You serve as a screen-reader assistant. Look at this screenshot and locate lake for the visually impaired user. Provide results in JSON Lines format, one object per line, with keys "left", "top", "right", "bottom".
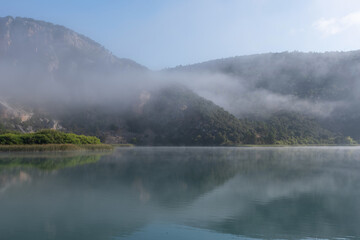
{"left": 1, "top": 147, "right": 360, "bottom": 239}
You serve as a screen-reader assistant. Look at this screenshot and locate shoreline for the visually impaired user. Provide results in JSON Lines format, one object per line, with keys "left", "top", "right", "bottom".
{"left": 0, "top": 144, "right": 114, "bottom": 152}
{"left": 121, "top": 144, "right": 360, "bottom": 148}
{"left": 235, "top": 144, "right": 360, "bottom": 147}
{"left": 0, "top": 144, "right": 359, "bottom": 152}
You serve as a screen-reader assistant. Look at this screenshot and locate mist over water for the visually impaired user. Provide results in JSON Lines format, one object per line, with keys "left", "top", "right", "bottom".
{"left": 1, "top": 147, "right": 360, "bottom": 239}
{"left": 2, "top": 3, "right": 360, "bottom": 240}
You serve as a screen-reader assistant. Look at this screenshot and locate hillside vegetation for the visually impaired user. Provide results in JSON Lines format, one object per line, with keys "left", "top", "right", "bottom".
{"left": 0, "top": 130, "right": 101, "bottom": 145}
{"left": 1, "top": 16, "right": 360, "bottom": 146}
{"left": 172, "top": 51, "right": 360, "bottom": 143}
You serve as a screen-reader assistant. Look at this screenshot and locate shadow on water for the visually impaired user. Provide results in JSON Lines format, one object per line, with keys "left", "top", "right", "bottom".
{"left": 0, "top": 147, "right": 360, "bottom": 239}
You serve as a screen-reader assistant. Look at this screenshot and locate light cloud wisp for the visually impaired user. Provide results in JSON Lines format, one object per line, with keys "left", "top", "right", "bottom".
{"left": 313, "top": 10, "right": 360, "bottom": 35}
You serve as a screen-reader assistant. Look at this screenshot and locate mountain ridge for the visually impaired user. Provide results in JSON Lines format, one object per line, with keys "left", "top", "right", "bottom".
{"left": 0, "top": 16, "right": 267, "bottom": 145}
{"left": 0, "top": 16, "right": 357, "bottom": 145}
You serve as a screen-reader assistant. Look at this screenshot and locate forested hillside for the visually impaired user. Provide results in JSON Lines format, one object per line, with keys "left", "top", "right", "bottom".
{"left": 171, "top": 51, "right": 360, "bottom": 143}
{"left": 0, "top": 16, "right": 359, "bottom": 145}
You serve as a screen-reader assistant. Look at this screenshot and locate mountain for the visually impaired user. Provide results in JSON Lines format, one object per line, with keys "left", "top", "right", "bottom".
{"left": 171, "top": 51, "right": 360, "bottom": 142}
{"left": 0, "top": 16, "right": 357, "bottom": 145}
{"left": 0, "top": 16, "right": 262, "bottom": 145}
{"left": 171, "top": 51, "right": 360, "bottom": 101}
{"left": 0, "top": 16, "right": 145, "bottom": 73}
{"left": 57, "top": 85, "right": 262, "bottom": 145}
{"left": 0, "top": 16, "right": 148, "bottom": 107}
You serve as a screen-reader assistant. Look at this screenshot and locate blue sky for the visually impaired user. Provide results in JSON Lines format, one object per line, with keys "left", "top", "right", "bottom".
{"left": 2, "top": 0, "right": 360, "bottom": 69}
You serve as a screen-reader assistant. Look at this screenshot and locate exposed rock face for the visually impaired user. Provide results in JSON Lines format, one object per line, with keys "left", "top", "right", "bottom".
{"left": 0, "top": 99, "right": 31, "bottom": 121}
{"left": 0, "top": 16, "right": 146, "bottom": 135}
{"left": 0, "top": 16, "right": 145, "bottom": 83}
{"left": 0, "top": 99, "right": 63, "bottom": 132}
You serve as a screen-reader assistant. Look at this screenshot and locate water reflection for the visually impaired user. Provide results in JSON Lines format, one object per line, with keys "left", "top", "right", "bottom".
{"left": 0, "top": 147, "right": 360, "bottom": 239}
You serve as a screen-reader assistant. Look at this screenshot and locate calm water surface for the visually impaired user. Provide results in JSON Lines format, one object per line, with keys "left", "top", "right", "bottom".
{"left": 1, "top": 147, "right": 360, "bottom": 239}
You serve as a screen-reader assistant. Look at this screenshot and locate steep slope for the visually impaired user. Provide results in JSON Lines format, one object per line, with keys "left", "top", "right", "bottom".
{"left": 172, "top": 51, "right": 360, "bottom": 101}
{"left": 0, "top": 16, "right": 353, "bottom": 145}
{"left": 0, "top": 16, "right": 145, "bottom": 73}
{"left": 57, "top": 85, "right": 259, "bottom": 145}
{"left": 126, "top": 86, "right": 256, "bottom": 145}
{"left": 0, "top": 16, "right": 258, "bottom": 145}
{"left": 0, "top": 16, "right": 146, "bottom": 105}
{"left": 171, "top": 51, "right": 360, "bottom": 141}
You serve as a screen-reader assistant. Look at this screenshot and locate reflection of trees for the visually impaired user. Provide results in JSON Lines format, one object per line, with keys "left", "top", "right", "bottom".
{"left": 0, "top": 148, "right": 243, "bottom": 240}
{"left": 1, "top": 147, "right": 360, "bottom": 239}
{"left": 0, "top": 152, "right": 104, "bottom": 170}
{"left": 206, "top": 192, "right": 360, "bottom": 239}
{"left": 67, "top": 147, "right": 243, "bottom": 207}
{"left": 179, "top": 147, "right": 360, "bottom": 239}
{"left": 0, "top": 152, "right": 105, "bottom": 197}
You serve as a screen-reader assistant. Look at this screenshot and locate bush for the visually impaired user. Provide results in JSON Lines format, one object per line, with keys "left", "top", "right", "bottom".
{"left": 0, "top": 130, "right": 101, "bottom": 145}
{"left": 0, "top": 133, "right": 23, "bottom": 145}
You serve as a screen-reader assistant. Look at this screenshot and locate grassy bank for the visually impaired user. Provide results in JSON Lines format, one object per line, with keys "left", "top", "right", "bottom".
{"left": 0, "top": 144, "right": 113, "bottom": 152}
{"left": 111, "top": 144, "right": 135, "bottom": 147}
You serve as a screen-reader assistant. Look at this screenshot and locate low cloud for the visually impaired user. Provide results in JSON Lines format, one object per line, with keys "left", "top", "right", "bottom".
{"left": 166, "top": 71, "right": 343, "bottom": 118}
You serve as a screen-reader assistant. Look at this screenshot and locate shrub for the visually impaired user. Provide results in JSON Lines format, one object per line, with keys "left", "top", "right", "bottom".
{"left": 0, "top": 130, "right": 101, "bottom": 145}
{"left": 0, "top": 133, "right": 23, "bottom": 145}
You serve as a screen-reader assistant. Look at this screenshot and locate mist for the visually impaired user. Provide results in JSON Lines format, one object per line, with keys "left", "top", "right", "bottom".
{"left": 0, "top": 56, "right": 351, "bottom": 120}
{"left": 2, "top": 16, "right": 359, "bottom": 122}
{"left": 3, "top": 16, "right": 360, "bottom": 144}
{"left": 163, "top": 71, "right": 346, "bottom": 118}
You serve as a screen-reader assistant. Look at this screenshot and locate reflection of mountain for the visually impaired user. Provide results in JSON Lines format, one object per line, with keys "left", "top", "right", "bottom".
{"left": 179, "top": 148, "right": 360, "bottom": 239}
{"left": 1, "top": 147, "right": 360, "bottom": 239}
{"left": 0, "top": 148, "right": 241, "bottom": 239}
{"left": 84, "top": 147, "right": 241, "bottom": 206}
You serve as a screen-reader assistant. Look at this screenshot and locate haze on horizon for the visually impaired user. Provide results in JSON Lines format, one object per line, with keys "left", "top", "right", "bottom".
{"left": 2, "top": 0, "right": 360, "bottom": 69}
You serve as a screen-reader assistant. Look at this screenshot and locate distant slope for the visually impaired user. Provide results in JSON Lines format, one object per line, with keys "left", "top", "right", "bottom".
{"left": 0, "top": 16, "right": 354, "bottom": 145}
{"left": 0, "top": 16, "right": 145, "bottom": 74}
{"left": 172, "top": 51, "right": 360, "bottom": 101}
{"left": 0, "top": 16, "right": 257, "bottom": 145}
{"left": 171, "top": 51, "right": 360, "bottom": 141}
{"left": 58, "top": 85, "right": 259, "bottom": 145}
{"left": 0, "top": 16, "right": 148, "bottom": 108}
{"left": 128, "top": 86, "right": 256, "bottom": 145}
